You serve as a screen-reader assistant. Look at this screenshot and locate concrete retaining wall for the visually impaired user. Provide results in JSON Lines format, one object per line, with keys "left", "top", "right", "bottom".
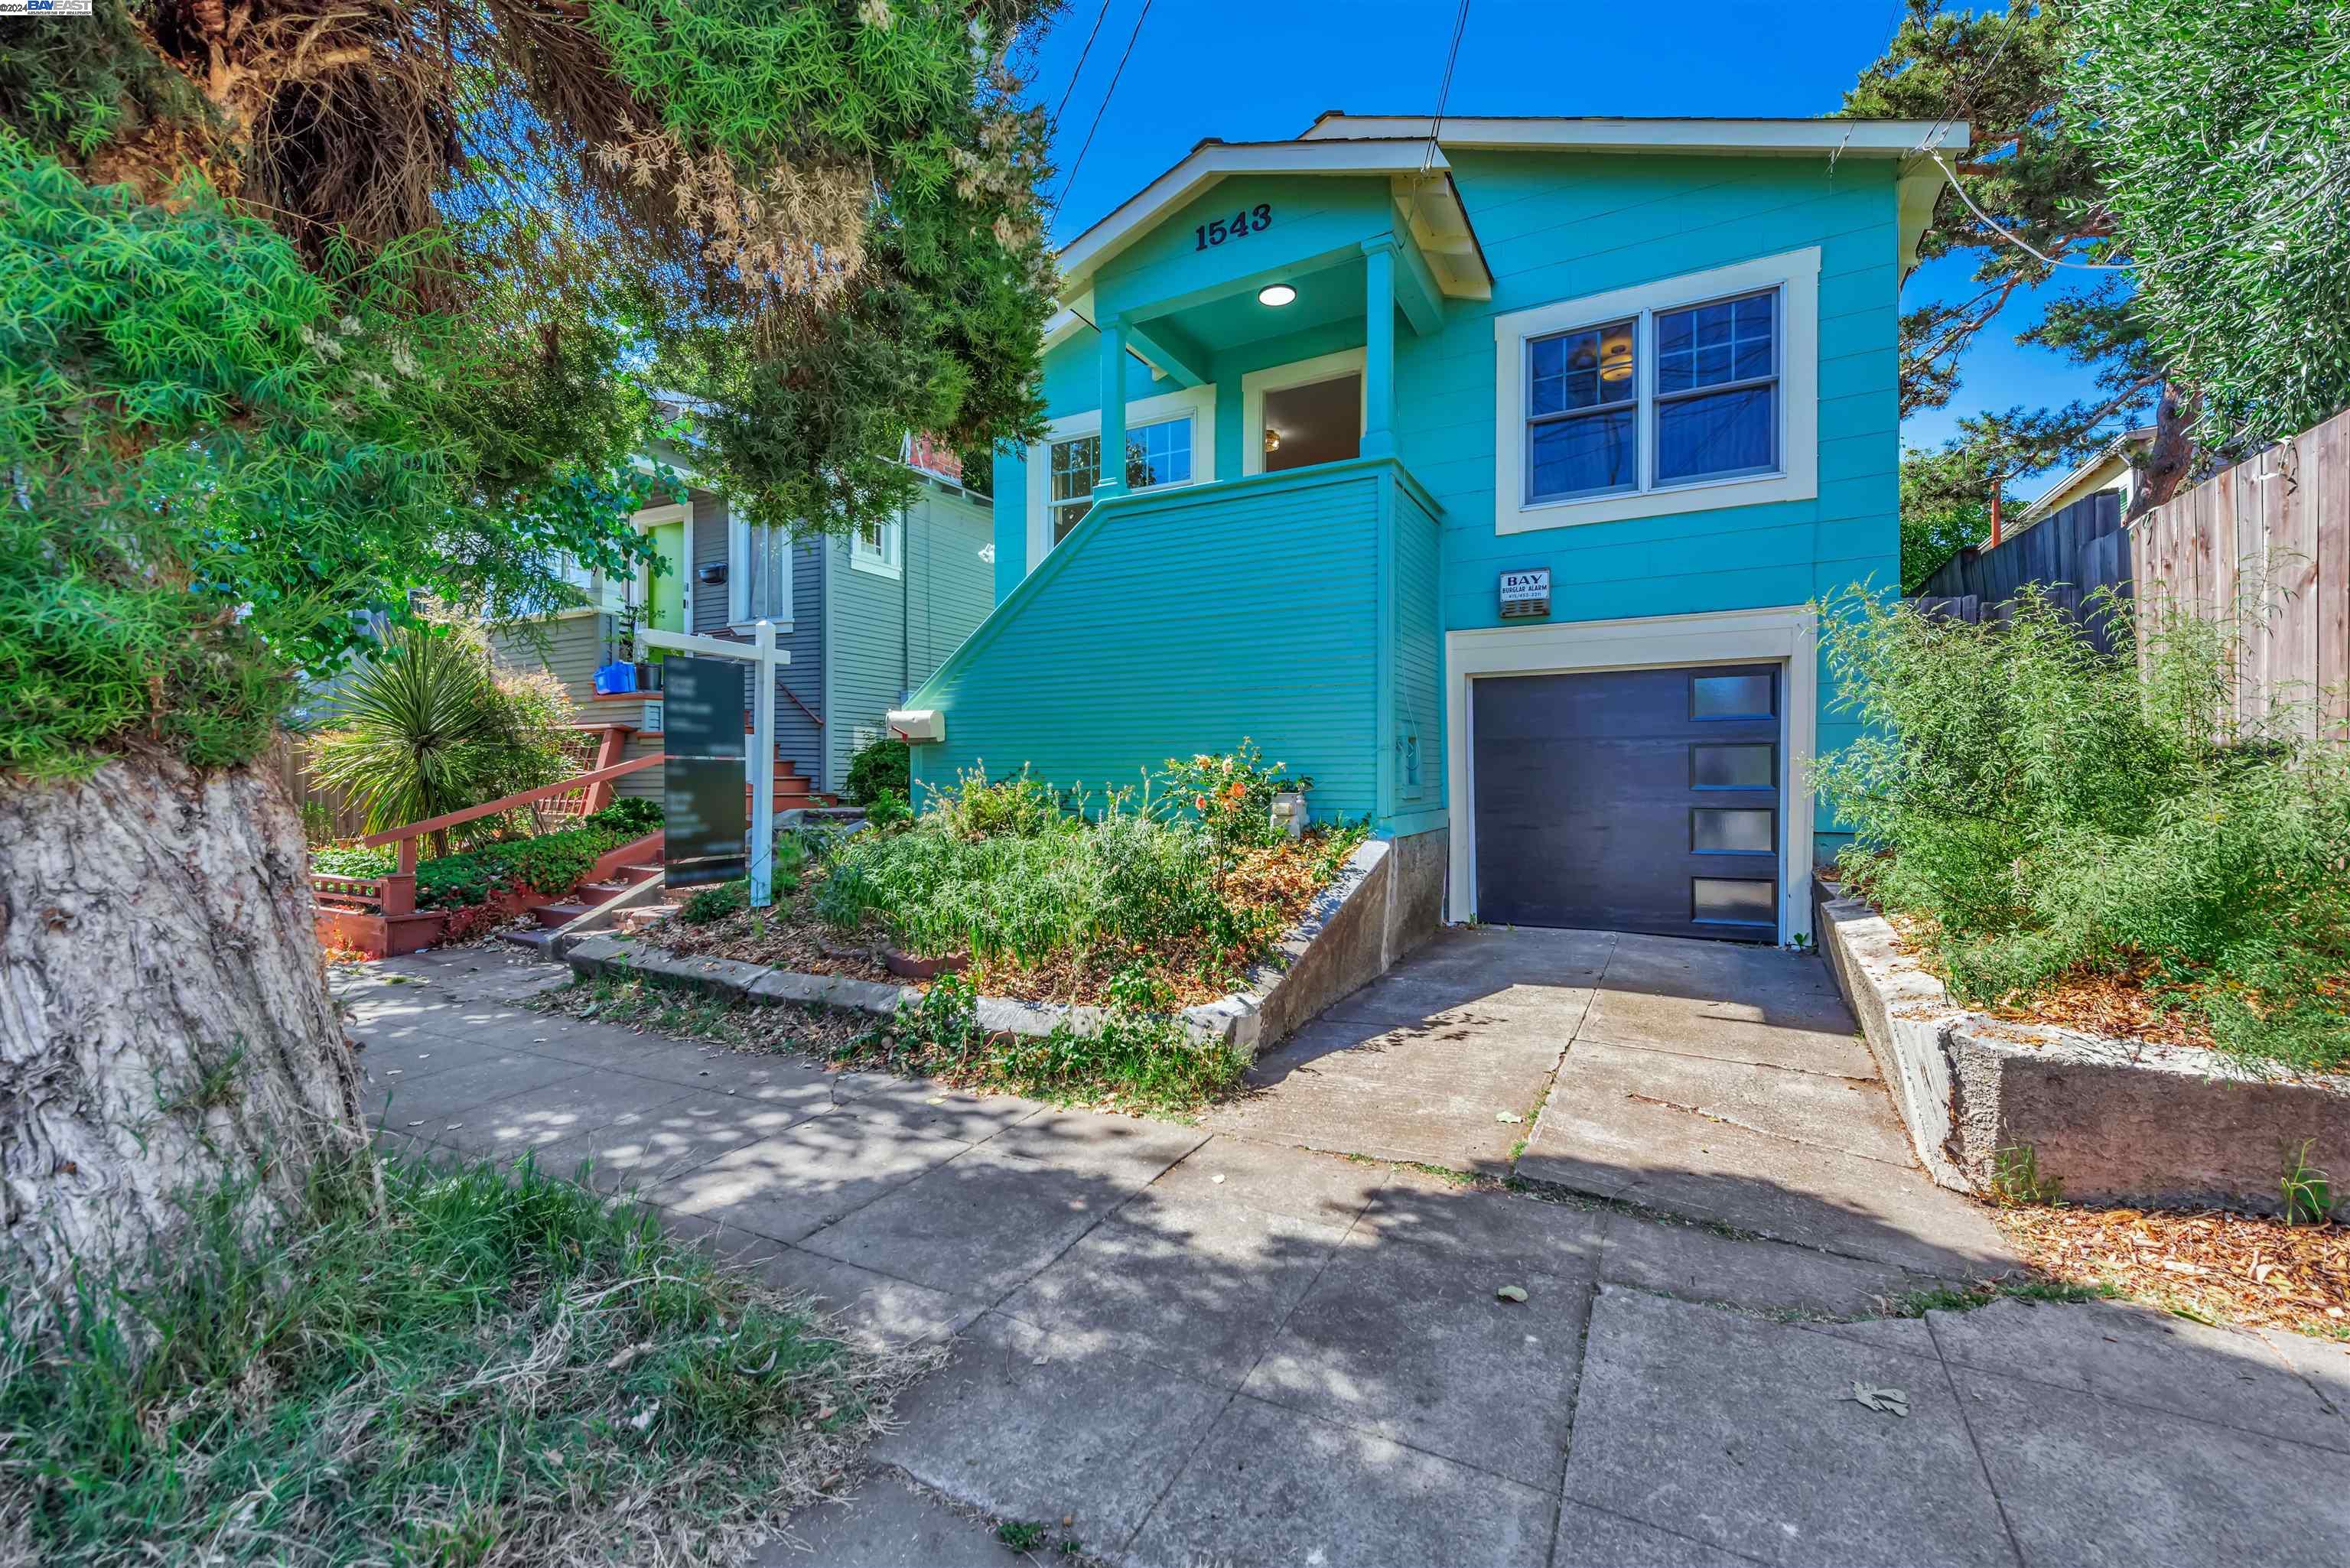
{"left": 1815, "top": 880, "right": 2350, "bottom": 1218}
{"left": 565, "top": 826, "right": 1447, "bottom": 1055}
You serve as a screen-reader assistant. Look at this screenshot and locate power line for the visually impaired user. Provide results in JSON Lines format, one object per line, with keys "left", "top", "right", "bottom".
{"left": 1051, "top": 0, "right": 1112, "bottom": 125}
{"left": 1423, "top": 0, "right": 1472, "bottom": 176}
{"left": 1051, "top": 0, "right": 1154, "bottom": 223}
{"left": 1927, "top": 155, "right": 2129, "bottom": 272}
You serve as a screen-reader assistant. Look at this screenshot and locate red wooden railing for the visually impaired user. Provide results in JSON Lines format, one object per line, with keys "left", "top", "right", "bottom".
{"left": 329, "top": 752, "right": 666, "bottom": 914}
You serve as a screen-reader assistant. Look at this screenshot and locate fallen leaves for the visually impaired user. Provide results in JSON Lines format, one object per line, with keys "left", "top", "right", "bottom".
{"left": 1996, "top": 1202, "right": 2350, "bottom": 1337}
{"left": 1847, "top": 1382, "right": 1909, "bottom": 1417}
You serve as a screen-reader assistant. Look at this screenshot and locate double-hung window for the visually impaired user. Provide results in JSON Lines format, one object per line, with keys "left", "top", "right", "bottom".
{"left": 730, "top": 516, "right": 792, "bottom": 626}
{"left": 1654, "top": 291, "right": 1778, "bottom": 485}
{"left": 1046, "top": 414, "right": 1194, "bottom": 545}
{"left": 1524, "top": 288, "right": 1779, "bottom": 504}
{"left": 1495, "top": 247, "right": 1816, "bottom": 534}
{"left": 851, "top": 514, "right": 902, "bottom": 577}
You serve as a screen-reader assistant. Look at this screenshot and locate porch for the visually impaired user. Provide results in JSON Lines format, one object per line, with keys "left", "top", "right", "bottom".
{"left": 903, "top": 147, "right": 1486, "bottom": 831}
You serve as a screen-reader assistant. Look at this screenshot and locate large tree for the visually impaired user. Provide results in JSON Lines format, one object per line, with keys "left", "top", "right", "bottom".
{"left": 0, "top": 0, "right": 1054, "bottom": 1308}
{"left": 2065, "top": 0, "right": 2350, "bottom": 454}
{"left": 1844, "top": 2, "right": 2171, "bottom": 585}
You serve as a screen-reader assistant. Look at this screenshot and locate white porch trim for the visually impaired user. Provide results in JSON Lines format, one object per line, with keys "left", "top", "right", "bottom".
{"left": 1443, "top": 604, "right": 1820, "bottom": 945}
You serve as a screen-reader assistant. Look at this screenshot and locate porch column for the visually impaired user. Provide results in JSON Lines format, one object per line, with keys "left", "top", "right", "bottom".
{"left": 1362, "top": 241, "right": 1397, "bottom": 459}
{"left": 1095, "top": 314, "right": 1129, "bottom": 497}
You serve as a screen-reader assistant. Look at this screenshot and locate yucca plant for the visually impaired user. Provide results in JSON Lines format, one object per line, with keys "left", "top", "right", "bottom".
{"left": 308, "top": 626, "right": 574, "bottom": 851}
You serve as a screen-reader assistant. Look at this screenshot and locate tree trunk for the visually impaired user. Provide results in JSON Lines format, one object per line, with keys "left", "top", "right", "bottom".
{"left": 2126, "top": 381, "right": 2200, "bottom": 522}
{"left": 1, "top": 753, "right": 372, "bottom": 1309}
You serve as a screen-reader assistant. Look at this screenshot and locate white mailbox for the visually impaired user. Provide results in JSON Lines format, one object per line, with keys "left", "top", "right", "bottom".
{"left": 887, "top": 708, "right": 946, "bottom": 744}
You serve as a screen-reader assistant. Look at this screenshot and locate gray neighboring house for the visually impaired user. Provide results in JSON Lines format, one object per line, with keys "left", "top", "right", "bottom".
{"left": 488, "top": 449, "right": 994, "bottom": 808}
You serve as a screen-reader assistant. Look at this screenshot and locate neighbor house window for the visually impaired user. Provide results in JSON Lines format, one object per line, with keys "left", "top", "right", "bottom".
{"left": 851, "top": 513, "right": 902, "bottom": 577}
{"left": 1525, "top": 288, "right": 1777, "bottom": 504}
{"left": 730, "top": 519, "right": 792, "bottom": 625}
{"left": 1047, "top": 414, "right": 1194, "bottom": 544}
{"left": 1492, "top": 247, "right": 1817, "bottom": 535}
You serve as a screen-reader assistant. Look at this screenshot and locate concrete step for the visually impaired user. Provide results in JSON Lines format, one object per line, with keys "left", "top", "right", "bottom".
{"left": 532, "top": 901, "right": 594, "bottom": 928}
{"left": 499, "top": 926, "right": 556, "bottom": 952}
{"left": 615, "top": 863, "right": 663, "bottom": 884}
{"left": 614, "top": 903, "right": 685, "bottom": 934}
{"left": 577, "top": 880, "right": 632, "bottom": 901}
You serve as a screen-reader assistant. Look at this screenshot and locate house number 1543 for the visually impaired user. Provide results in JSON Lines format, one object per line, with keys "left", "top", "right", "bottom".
{"left": 1195, "top": 204, "right": 1273, "bottom": 249}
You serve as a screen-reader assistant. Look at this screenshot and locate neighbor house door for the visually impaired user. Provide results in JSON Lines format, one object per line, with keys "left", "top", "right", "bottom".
{"left": 643, "top": 518, "right": 687, "bottom": 645}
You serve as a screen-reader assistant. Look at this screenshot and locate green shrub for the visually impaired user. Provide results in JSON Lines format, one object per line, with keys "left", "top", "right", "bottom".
{"left": 843, "top": 736, "right": 910, "bottom": 805}
{"left": 1812, "top": 585, "right": 2350, "bottom": 1072}
{"left": 306, "top": 623, "right": 578, "bottom": 842}
{"left": 862, "top": 787, "right": 913, "bottom": 830}
{"left": 848, "top": 969, "right": 1249, "bottom": 1111}
{"left": 1160, "top": 738, "right": 1309, "bottom": 864}
{"left": 305, "top": 802, "right": 663, "bottom": 909}
{"left": 681, "top": 880, "right": 750, "bottom": 925}
{"left": 588, "top": 797, "right": 665, "bottom": 836}
{"left": 814, "top": 756, "right": 1326, "bottom": 989}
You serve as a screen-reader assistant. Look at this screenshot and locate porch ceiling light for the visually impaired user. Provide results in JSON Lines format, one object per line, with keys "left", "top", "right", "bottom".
{"left": 1258, "top": 283, "right": 1297, "bottom": 307}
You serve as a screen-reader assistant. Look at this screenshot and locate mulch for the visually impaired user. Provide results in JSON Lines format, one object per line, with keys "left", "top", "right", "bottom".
{"left": 1997, "top": 1202, "right": 2350, "bottom": 1338}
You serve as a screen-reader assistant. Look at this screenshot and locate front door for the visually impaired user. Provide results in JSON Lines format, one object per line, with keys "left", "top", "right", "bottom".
{"left": 1261, "top": 371, "right": 1362, "bottom": 473}
{"left": 642, "top": 519, "right": 687, "bottom": 651}
{"left": 1471, "top": 663, "right": 1783, "bottom": 941}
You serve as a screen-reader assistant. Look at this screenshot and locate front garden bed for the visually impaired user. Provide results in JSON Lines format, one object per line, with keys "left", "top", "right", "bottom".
{"left": 1819, "top": 877, "right": 2350, "bottom": 1218}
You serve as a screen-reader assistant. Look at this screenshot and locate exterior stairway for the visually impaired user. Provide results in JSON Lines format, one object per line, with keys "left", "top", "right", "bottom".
{"left": 498, "top": 753, "right": 822, "bottom": 954}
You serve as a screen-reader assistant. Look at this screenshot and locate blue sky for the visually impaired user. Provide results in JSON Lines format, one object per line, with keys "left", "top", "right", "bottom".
{"left": 1017, "top": 0, "right": 2093, "bottom": 475}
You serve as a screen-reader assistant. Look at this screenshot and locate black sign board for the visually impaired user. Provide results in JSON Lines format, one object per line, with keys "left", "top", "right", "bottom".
{"left": 662, "top": 656, "right": 747, "bottom": 885}
{"left": 661, "top": 656, "right": 746, "bottom": 760}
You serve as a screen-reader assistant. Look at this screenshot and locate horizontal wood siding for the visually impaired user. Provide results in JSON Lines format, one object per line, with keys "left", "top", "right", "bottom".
{"left": 822, "top": 482, "right": 995, "bottom": 792}
{"left": 1390, "top": 476, "right": 1444, "bottom": 816}
{"left": 982, "top": 149, "right": 1904, "bottom": 848}
{"left": 916, "top": 467, "right": 1385, "bottom": 818}
{"left": 688, "top": 490, "right": 825, "bottom": 786}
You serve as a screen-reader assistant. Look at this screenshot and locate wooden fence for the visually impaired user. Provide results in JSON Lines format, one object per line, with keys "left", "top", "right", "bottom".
{"left": 1910, "top": 489, "right": 2134, "bottom": 653}
{"left": 2130, "top": 406, "right": 2350, "bottom": 740}
{"left": 268, "top": 732, "right": 370, "bottom": 843}
{"left": 1908, "top": 407, "right": 2350, "bottom": 737}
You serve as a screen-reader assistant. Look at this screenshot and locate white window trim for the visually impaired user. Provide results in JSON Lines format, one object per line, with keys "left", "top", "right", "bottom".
{"left": 850, "top": 512, "right": 903, "bottom": 580}
{"left": 727, "top": 509, "right": 796, "bottom": 633}
{"left": 1444, "top": 605, "right": 1818, "bottom": 944}
{"left": 1492, "top": 246, "right": 1819, "bottom": 535}
{"left": 1024, "top": 384, "right": 1216, "bottom": 573}
{"left": 1240, "top": 347, "right": 1369, "bottom": 477}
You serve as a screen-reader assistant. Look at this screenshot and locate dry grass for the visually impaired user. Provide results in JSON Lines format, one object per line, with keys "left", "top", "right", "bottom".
{"left": 1, "top": 1152, "right": 939, "bottom": 1566}
{"left": 1994, "top": 1202, "right": 2350, "bottom": 1339}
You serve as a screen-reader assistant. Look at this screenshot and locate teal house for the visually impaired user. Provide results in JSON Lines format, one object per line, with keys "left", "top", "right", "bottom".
{"left": 894, "top": 114, "right": 1961, "bottom": 946}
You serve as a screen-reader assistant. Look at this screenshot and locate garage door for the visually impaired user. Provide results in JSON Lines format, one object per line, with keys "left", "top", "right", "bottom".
{"left": 1472, "top": 663, "right": 1782, "bottom": 941}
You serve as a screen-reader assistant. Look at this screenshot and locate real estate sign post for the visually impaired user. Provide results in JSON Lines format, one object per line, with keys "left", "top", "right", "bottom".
{"left": 642, "top": 621, "right": 787, "bottom": 906}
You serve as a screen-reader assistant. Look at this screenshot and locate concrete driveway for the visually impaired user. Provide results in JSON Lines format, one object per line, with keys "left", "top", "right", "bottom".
{"left": 1209, "top": 923, "right": 2010, "bottom": 1275}
{"left": 342, "top": 944, "right": 2350, "bottom": 1568}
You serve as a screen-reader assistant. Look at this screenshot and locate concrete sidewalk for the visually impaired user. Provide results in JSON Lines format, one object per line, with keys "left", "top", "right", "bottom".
{"left": 340, "top": 948, "right": 2350, "bottom": 1568}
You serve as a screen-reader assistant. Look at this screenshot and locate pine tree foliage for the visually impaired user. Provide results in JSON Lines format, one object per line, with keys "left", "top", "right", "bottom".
{"left": 0, "top": 0, "right": 1059, "bottom": 775}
